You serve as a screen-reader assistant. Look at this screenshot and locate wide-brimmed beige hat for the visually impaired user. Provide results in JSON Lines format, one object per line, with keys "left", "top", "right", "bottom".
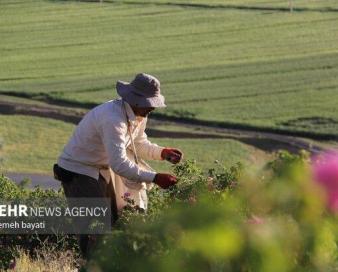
{"left": 116, "top": 73, "right": 166, "bottom": 108}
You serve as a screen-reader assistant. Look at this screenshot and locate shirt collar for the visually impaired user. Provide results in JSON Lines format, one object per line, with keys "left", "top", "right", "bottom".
{"left": 123, "top": 100, "right": 137, "bottom": 123}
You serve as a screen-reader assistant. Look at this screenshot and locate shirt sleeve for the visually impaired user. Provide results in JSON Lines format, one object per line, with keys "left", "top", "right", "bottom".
{"left": 98, "top": 118, "right": 156, "bottom": 183}
{"left": 134, "top": 119, "right": 164, "bottom": 161}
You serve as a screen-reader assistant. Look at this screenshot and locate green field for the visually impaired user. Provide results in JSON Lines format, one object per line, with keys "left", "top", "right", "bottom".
{"left": 1, "top": 0, "right": 338, "bottom": 137}
{"left": 0, "top": 115, "right": 256, "bottom": 174}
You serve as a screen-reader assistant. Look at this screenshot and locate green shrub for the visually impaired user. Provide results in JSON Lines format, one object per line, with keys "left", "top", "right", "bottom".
{"left": 91, "top": 153, "right": 338, "bottom": 272}
{"left": 0, "top": 175, "right": 78, "bottom": 270}
{"left": 1, "top": 152, "right": 338, "bottom": 271}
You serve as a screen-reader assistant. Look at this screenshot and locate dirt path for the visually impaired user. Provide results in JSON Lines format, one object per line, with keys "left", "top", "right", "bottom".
{"left": 4, "top": 172, "right": 61, "bottom": 190}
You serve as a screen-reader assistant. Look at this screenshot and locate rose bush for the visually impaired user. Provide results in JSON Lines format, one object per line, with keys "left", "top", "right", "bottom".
{"left": 1, "top": 150, "right": 338, "bottom": 271}
{"left": 92, "top": 153, "right": 338, "bottom": 272}
{"left": 0, "top": 175, "right": 78, "bottom": 270}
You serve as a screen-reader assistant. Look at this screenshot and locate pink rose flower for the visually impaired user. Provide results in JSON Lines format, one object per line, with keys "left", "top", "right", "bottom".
{"left": 328, "top": 191, "right": 338, "bottom": 212}
{"left": 247, "top": 214, "right": 265, "bottom": 225}
{"left": 312, "top": 150, "right": 338, "bottom": 213}
{"left": 123, "top": 192, "right": 131, "bottom": 198}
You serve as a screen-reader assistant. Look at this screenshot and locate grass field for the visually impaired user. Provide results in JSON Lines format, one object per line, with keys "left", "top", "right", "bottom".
{"left": 1, "top": 0, "right": 338, "bottom": 137}
{"left": 0, "top": 115, "right": 255, "bottom": 174}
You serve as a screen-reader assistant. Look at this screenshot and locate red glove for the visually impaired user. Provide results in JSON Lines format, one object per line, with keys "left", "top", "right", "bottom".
{"left": 161, "top": 148, "right": 183, "bottom": 164}
{"left": 153, "top": 173, "right": 177, "bottom": 189}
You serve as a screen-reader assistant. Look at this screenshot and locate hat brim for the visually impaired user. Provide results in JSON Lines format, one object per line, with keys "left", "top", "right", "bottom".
{"left": 116, "top": 80, "right": 166, "bottom": 108}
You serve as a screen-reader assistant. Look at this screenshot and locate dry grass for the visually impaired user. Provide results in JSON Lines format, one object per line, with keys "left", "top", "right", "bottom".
{"left": 6, "top": 248, "right": 80, "bottom": 272}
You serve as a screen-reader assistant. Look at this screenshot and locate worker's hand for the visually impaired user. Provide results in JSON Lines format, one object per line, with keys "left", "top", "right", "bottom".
{"left": 153, "top": 173, "right": 177, "bottom": 189}
{"left": 161, "top": 148, "right": 183, "bottom": 164}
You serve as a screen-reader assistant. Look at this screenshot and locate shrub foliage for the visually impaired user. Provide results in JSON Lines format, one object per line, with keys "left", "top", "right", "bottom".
{"left": 1, "top": 151, "right": 337, "bottom": 271}
{"left": 0, "top": 176, "right": 78, "bottom": 270}
{"left": 92, "top": 153, "right": 338, "bottom": 272}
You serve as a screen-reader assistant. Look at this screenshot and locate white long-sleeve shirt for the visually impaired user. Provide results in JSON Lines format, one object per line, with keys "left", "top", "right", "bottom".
{"left": 57, "top": 99, "right": 164, "bottom": 183}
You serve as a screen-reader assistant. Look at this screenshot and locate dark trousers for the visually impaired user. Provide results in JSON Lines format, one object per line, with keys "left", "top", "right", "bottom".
{"left": 53, "top": 164, "right": 118, "bottom": 258}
